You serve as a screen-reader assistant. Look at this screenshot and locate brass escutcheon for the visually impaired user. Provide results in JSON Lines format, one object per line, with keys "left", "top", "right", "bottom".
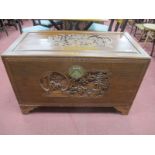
{"left": 68, "top": 65, "right": 86, "bottom": 79}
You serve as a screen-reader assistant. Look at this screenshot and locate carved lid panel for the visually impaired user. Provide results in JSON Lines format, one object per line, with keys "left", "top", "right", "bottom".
{"left": 3, "top": 31, "right": 150, "bottom": 59}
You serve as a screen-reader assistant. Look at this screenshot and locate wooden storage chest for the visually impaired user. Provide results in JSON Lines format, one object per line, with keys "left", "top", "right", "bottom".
{"left": 1, "top": 31, "right": 150, "bottom": 114}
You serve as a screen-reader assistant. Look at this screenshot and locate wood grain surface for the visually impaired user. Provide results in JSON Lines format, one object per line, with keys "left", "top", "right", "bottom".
{"left": 1, "top": 31, "right": 151, "bottom": 114}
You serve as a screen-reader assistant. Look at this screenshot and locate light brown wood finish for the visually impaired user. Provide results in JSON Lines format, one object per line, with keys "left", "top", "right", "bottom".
{"left": 1, "top": 31, "right": 150, "bottom": 114}
{"left": 20, "top": 105, "right": 38, "bottom": 114}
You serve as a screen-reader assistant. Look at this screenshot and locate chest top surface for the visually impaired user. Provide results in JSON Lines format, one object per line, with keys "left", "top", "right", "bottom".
{"left": 2, "top": 31, "right": 150, "bottom": 59}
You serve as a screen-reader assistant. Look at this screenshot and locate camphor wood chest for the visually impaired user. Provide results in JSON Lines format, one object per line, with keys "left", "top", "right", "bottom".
{"left": 1, "top": 31, "right": 150, "bottom": 114}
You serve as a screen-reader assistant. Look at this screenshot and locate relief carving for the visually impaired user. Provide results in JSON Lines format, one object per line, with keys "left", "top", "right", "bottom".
{"left": 48, "top": 34, "right": 113, "bottom": 49}
{"left": 40, "top": 69, "right": 110, "bottom": 97}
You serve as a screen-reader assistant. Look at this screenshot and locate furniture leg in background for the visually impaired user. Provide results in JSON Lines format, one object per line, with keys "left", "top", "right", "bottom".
{"left": 0, "top": 20, "right": 8, "bottom": 36}
{"left": 143, "top": 24, "right": 155, "bottom": 56}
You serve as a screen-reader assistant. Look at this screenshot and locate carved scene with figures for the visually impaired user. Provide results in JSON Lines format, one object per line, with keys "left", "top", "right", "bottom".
{"left": 40, "top": 69, "right": 110, "bottom": 97}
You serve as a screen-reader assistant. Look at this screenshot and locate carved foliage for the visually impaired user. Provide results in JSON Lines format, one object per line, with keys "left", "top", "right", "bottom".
{"left": 40, "top": 70, "right": 110, "bottom": 97}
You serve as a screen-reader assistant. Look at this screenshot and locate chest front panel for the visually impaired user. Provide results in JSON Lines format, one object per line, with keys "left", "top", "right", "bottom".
{"left": 4, "top": 57, "right": 147, "bottom": 107}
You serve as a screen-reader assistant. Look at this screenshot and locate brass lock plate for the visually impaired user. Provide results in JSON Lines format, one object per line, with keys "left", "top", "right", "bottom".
{"left": 68, "top": 65, "right": 86, "bottom": 79}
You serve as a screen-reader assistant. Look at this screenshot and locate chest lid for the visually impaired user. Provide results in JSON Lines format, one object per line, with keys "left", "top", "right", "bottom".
{"left": 2, "top": 31, "right": 150, "bottom": 59}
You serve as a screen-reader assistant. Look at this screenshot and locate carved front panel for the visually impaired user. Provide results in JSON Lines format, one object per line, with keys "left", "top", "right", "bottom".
{"left": 5, "top": 57, "right": 148, "bottom": 107}
{"left": 40, "top": 67, "right": 110, "bottom": 97}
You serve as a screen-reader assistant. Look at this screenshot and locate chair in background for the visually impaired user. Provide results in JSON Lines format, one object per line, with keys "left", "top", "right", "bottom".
{"left": 61, "top": 20, "right": 96, "bottom": 30}
{"left": 33, "top": 20, "right": 63, "bottom": 30}
{"left": 88, "top": 19, "right": 114, "bottom": 32}
{"left": 114, "top": 19, "right": 128, "bottom": 32}
{"left": 143, "top": 23, "right": 155, "bottom": 56}
{"left": 50, "top": 20, "right": 63, "bottom": 30}
{"left": 131, "top": 19, "right": 155, "bottom": 41}
{"left": 127, "top": 19, "right": 135, "bottom": 33}
{"left": 88, "top": 19, "right": 128, "bottom": 32}
{"left": 0, "top": 20, "right": 8, "bottom": 36}
{"left": 17, "top": 20, "right": 51, "bottom": 33}
{"left": 132, "top": 19, "right": 152, "bottom": 41}
{"left": 32, "top": 20, "right": 52, "bottom": 27}
{"left": 5, "top": 19, "right": 19, "bottom": 30}
{"left": 129, "top": 19, "right": 144, "bottom": 34}
{"left": 145, "top": 32, "right": 155, "bottom": 56}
